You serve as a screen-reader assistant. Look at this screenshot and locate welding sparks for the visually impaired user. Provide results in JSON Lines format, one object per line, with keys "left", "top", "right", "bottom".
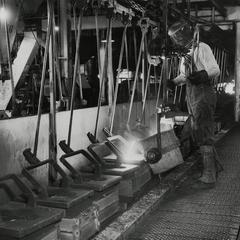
{"left": 121, "top": 140, "right": 145, "bottom": 164}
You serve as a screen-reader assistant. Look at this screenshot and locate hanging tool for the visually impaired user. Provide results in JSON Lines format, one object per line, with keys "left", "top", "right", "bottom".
{"left": 48, "top": 0, "right": 58, "bottom": 181}
{"left": 33, "top": 0, "right": 53, "bottom": 156}
{"left": 73, "top": 3, "right": 87, "bottom": 106}
{"left": 88, "top": 6, "right": 114, "bottom": 143}
{"left": 126, "top": 18, "right": 149, "bottom": 130}
{"left": 67, "top": 2, "right": 87, "bottom": 147}
{"left": 92, "top": 0, "right": 102, "bottom": 83}
{"left": 2, "top": 0, "right": 16, "bottom": 116}
{"left": 107, "top": 17, "right": 130, "bottom": 136}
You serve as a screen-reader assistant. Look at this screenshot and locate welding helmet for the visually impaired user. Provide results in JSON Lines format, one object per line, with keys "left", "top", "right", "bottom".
{"left": 168, "top": 20, "right": 193, "bottom": 47}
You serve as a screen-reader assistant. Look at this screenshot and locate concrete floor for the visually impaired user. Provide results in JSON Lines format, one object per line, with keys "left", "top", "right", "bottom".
{"left": 129, "top": 125, "right": 240, "bottom": 240}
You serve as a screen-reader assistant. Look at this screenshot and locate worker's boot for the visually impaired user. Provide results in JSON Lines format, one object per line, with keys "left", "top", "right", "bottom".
{"left": 191, "top": 145, "right": 216, "bottom": 189}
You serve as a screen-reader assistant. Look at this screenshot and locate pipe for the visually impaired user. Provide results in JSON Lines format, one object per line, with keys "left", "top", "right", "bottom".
{"left": 94, "top": 16, "right": 112, "bottom": 138}
{"left": 33, "top": 1, "right": 53, "bottom": 156}
{"left": 3, "top": 0, "right": 16, "bottom": 115}
{"left": 126, "top": 30, "right": 146, "bottom": 127}
{"left": 67, "top": 8, "right": 83, "bottom": 146}
{"left": 110, "top": 24, "right": 128, "bottom": 134}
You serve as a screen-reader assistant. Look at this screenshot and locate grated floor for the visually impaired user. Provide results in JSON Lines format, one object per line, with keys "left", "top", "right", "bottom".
{"left": 129, "top": 125, "right": 240, "bottom": 240}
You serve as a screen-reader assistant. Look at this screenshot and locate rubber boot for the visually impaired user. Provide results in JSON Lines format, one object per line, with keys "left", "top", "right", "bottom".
{"left": 191, "top": 145, "right": 216, "bottom": 189}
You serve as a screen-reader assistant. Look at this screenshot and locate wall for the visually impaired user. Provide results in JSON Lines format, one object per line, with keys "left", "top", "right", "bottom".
{"left": 0, "top": 100, "right": 159, "bottom": 179}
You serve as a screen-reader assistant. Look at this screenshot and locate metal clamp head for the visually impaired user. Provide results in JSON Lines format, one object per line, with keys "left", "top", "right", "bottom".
{"left": 139, "top": 17, "right": 150, "bottom": 33}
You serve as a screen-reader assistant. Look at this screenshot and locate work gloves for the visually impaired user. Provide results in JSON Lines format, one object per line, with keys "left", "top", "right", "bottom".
{"left": 188, "top": 70, "right": 210, "bottom": 85}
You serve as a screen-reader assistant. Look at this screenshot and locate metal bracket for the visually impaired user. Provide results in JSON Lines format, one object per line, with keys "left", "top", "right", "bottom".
{"left": 0, "top": 174, "right": 36, "bottom": 207}
{"left": 23, "top": 153, "right": 73, "bottom": 188}
{"left": 60, "top": 149, "right": 102, "bottom": 180}
{"left": 139, "top": 18, "right": 150, "bottom": 34}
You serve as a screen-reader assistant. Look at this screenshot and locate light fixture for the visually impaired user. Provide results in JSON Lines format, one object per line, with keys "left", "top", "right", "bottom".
{"left": 54, "top": 26, "right": 59, "bottom": 32}
{"left": 0, "top": 7, "right": 10, "bottom": 22}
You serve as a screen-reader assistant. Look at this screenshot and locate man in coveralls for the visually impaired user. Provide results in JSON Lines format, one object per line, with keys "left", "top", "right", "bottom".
{"left": 170, "top": 20, "right": 220, "bottom": 188}
{"left": 149, "top": 20, "right": 220, "bottom": 188}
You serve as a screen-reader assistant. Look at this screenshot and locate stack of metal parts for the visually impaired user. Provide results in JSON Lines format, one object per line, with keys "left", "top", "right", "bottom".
{"left": 22, "top": 150, "right": 123, "bottom": 240}
{"left": 0, "top": 174, "right": 64, "bottom": 240}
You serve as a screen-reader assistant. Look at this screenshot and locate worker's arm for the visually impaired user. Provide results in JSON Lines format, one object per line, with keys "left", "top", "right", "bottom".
{"left": 188, "top": 42, "right": 220, "bottom": 85}
{"left": 196, "top": 42, "right": 220, "bottom": 79}
{"left": 172, "top": 57, "right": 187, "bottom": 85}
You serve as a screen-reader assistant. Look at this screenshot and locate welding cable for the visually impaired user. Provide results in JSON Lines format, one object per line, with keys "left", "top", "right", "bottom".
{"left": 110, "top": 24, "right": 129, "bottom": 134}
{"left": 67, "top": 7, "right": 84, "bottom": 146}
{"left": 33, "top": 1, "right": 53, "bottom": 156}
{"left": 126, "top": 27, "right": 147, "bottom": 128}
{"left": 94, "top": 14, "right": 113, "bottom": 138}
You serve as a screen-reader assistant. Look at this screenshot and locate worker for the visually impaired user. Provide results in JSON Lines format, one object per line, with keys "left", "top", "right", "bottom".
{"left": 168, "top": 20, "right": 220, "bottom": 188}
{"left": 148, "top": 20, "right": 220, "bottom": 188}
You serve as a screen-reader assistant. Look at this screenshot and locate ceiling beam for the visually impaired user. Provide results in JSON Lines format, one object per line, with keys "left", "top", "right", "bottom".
{"left": 209, "top": 0, "right": 227, "bottom": 17}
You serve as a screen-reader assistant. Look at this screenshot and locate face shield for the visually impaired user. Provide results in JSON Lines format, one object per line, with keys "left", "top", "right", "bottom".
{"left": 168, "top": 21, "right": 193, "bottom": 48}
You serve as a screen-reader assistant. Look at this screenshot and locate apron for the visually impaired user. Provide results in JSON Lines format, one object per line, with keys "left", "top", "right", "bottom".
{"left": 186, "top": 80, "right": 217, "bottom": 146}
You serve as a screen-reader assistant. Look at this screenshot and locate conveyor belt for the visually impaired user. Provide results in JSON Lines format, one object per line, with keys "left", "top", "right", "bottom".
{"left": 129, "top": 125, "right": 240, "bottom": 240}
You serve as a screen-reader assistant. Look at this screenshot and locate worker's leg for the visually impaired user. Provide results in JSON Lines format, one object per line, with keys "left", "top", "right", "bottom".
{"left": 191, "top": 99, "right": 217, "bottom": 187}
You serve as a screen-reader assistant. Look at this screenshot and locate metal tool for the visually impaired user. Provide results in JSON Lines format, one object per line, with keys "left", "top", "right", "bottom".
{"left": 126, "top": 18, "right": 149, "bottom": 130}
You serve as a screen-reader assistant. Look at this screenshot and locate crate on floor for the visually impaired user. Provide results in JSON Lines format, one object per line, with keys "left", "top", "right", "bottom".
{"left": 140, "top": 129, "right": 184, "bottom": 174}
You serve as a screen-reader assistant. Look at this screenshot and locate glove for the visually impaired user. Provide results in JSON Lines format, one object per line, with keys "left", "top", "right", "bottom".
{"left": 188, "top": 70, "right": 209, "bottom": 85}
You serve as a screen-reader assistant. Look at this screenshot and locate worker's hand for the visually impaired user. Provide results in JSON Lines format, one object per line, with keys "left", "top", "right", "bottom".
{"left": 188, "top": 70, "right": 209, "bottom": 85}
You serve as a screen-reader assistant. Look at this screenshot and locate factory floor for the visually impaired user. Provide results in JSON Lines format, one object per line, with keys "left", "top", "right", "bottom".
{"left": 129, "top": 124, "right": 240, "bottom": 240}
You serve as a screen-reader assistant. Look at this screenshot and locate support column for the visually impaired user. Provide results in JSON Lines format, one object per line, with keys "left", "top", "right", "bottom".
{"left": 48, "top": 0, "right": 57, "bottom": 182}
{"left": 235, "top": 22, "right": 240, "bottom": 122}
{"left": 59, "top": 0, "right": 71, "bottom": 96}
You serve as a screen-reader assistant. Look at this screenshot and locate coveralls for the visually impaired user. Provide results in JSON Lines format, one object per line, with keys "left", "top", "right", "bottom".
{"left": 174, "top": 42, "right": 220, "bottom": 184}
{"left": 174, "top": 42, "right": 220, "bottom": 146}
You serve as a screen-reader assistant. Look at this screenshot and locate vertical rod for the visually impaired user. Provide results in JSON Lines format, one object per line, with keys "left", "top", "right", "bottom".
{"left": 110, "top": 25, "right": 128, "bottom": 134}
{"left": 141, "top": 64, "right": 152, "bottom": 121}
{"left": 95, "top": 9, "right": 102, "bottom": 81}
{"left": 48, "top": 0, "right": 57, "bottom": 181}
{"left": 235, "top": 22, "right": 240, "bottom": 122}
{"left": 124, "top": 28, "right": 130, "bottom": 97}
{"left": 94, "top": 17, "right": 112, "bottom": 138}
{"left": 33, "top": 1, "right": 53, "bottom": 156}
{"left": 127, "top": 31, "right": 145, "bottom": 126}
{"left": 156, "top": 63, "right": 164, "bottom": 109}
{"left": 67, "top": 8, "right": 83, "bottom": 146}
{"left": 59, "top": 0, "right": 69, "bottom": 87}
{"left": 3, "top": 0, "right": 16, "bottom": 115}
